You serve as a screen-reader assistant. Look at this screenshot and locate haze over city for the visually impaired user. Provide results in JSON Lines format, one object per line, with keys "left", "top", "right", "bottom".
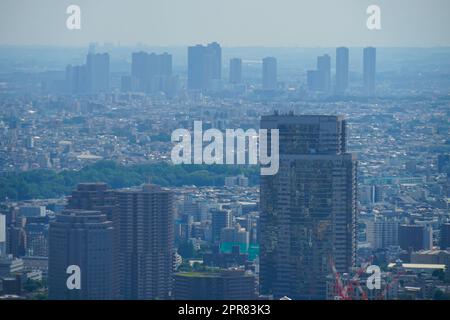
{"left": 0, "top": 0, "right": 449, "bottom": 47}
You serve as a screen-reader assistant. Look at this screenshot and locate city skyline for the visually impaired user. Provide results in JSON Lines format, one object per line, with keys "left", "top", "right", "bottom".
{"left": 0, "top": 1, "right": 449, "bottom": 304}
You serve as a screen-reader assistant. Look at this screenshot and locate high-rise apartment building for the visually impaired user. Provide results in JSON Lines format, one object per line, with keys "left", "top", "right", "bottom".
{"left": 317, "top": 54, "right": 331, "bottom": 93}
{"left": 335, "top": 47, "right": 349, "bottom": 94}
{"left": 211, "top": 209, "right": 232, "bottom": 243}
{"left": 259, "top": 114, "right": 357, "bottom": 300}
{"left": 363, "top": 47, "right": 376, "bottom": 95}
{"left": 188, "top": 42, "right": 222, "bottom": 90}
{"left": 86, "top": 53, "right": 110, "bottom": 93}
{"left": 115, "top": 184, "right": 174, "bottom": 300}
{"left": 67, "top": 183, "right": 119, "bottom": 298}
{"left": 48, "top": 209, "right": 114, "bottom": 300}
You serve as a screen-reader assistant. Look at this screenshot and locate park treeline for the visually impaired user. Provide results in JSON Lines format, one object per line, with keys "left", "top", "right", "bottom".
{"left": 0, "top": 161, "right": 259, "bottom": 201}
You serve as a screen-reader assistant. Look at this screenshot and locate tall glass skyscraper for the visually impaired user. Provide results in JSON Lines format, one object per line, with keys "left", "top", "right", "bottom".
{"left": 259, "top": 114, "right": 357, "bottom": 300}
{"left": 115, "top": 184, "right": 174, "bottom": 300}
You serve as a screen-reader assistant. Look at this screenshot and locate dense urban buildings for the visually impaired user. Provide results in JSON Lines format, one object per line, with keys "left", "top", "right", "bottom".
{"left": 363, "top": 47, "right": 377, "bottom": 95}
{"left": 115, "top": 184, "right": 174, "bottom": 300}
{"left": 260, "top": 114, "right": 357, "bottom": 299}
{"left": 335, "top": 47, "right": 349, "bottom": 94}
{"left": 128, "top": 51, "right": 173, "bottom": 93}
{"left": 229, "top": 58, "right": 242, "bottom": 84}
{"left": 0, "top": 42, "right": 449, "bottom": 301}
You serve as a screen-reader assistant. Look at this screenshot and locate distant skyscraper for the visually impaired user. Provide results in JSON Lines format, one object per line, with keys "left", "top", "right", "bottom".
{"left": 229, "top": 58, "right": 242, "bottom": 84}
{"left": 363, "top": 47, "right": 376, "bottom": 95}
{"left": 115, "top": 184, "right": 174, "bottom": 300}
{"left": 262, "top": 57, "right": 277, "bottom": 90}
{"left": 188, "top": 42, "right": 222, "bottom": 90}
{"left": 207, "top": 42, "right": 222, "bottom": 81}
{"left": 307, "top": 70, "right": 320, "bottom": 91}
{"left": 0, "top": 214, "right": 5, "bottom": 257}
{"left": 335, "top": 47, "right": 349, "bottom": 94}
{"left": 86, "top": 53, "right": 110, "bottom": 93}
{"left": 131, "top": 51, "right": 173, "bottom": 93}
{"left": 131, "top": 51, "right": 150, "bottom": 92}
{"left": 260, "top": 114, "right": 357, "bottom": 300}
{"left": 48, "top": 209, "right": 114, "bottom": 300}
{"left": 67, "top": 183, "right": 119, "bottom": 298}
{"left": 317, "top": 54, "right": 331, "bottom": 93}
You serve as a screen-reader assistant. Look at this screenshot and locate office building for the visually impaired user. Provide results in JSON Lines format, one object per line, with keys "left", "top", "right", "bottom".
{"left": 317, "top": 54, "right": 331, "bottom": 93}
{"left": 229, "top": 58, "right": 242, "bottom": 84}
{"left": 363, "top": 47, "right": 376, "bottom": 95}
{"left": 67, "top": 183, "right": 119, "bottom": 298}
{"left": 260, "top": 114, "right": 357, "bottom": 299}
{"left": 262, "top": 57, "right": 277, "bottom": 90}
{"left": 48, "top": 209, "right": 114, "bottom": 300}
{"left": 307, "top": 70, "right": 320, "bottom": 91}
{"left": 173, "top": 270, "right": 257, "bottom": 300}
{"left": 131, "top": 51, "right": 173, "bottom": 93}
{"left": 65, "top": 64, "right": 87, "bottom": 94}
{"left": 115, "top": 184, "right": 174, "bottom": 300}
{"left": 335, "top": 47, "right": 349, "bottom": 94}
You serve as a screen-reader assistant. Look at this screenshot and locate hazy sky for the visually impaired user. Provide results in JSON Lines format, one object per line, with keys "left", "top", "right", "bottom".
{"left": 0, "top": 0, "right": 449, "bottom": 47}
